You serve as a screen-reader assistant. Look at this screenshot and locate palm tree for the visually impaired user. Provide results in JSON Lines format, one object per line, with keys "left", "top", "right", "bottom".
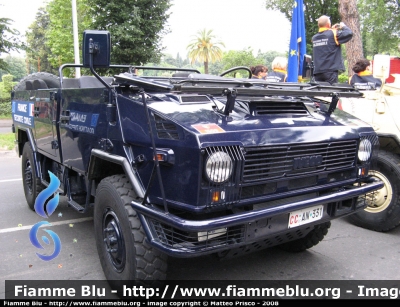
{"left": 187, "top": 29, "right": 225, "bottom": 74}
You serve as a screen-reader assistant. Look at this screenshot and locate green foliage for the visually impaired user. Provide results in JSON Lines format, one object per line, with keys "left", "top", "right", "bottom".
{"left": 167, "top": 48, "right": 289, "bottom": 77}
{"left": 0, "top": 56, "right": 26, "bottom": 81}
{"left": 26, "top": 7, "right": 58, "bottom": 75}
{"left": 187, "top": 29, "right": 225, "bottom": 74}
{"left": 0, "top": 97, "right": 12, "bottom": 116}
{"left": 161, "top": 53, "right": 189, "bottom": 68}
{"left": 25, "top": 0, "right": 171, "bottom": 76}
{"left": 219, "top": 49, "right": 287, "bottom": 75}
{"left": 221, "top": 48, "right": 258, "bottom": 71}
{"left": 0, "top": 74, "right": 14, "bottom": 115}
{"left": 265, "top": 0, "right": 341, "bottom": 55}
{"left": 265, "top": 0, "right": 400, "bottom": 57}
{"left": 208, "top": 61, "right": 224, "bottom": 75}
{"left": 0, "top": 133, "right": 15, "bottom": 150}
{"left": 20, "top": 0, "right": 398, "bottom": 81}
{"left": 2, "top": 75, "right": 13, "bottom": 96}
{"left": 86, "top": 0, "right": 172, "bottom": 66}
{"left": 338, "top": 73, "right": 349, "bottom": 83}
{"left": 46, "top": 0, "right": 91, "bottom": 76}
{"left": 358, "top": 0, "right": 400, "bottom": 57}
{"left": 0, "top": 17, "right": 25, "bottom": 71}
{"left": 256, "top": 50, "right": 287, "bottom": 71}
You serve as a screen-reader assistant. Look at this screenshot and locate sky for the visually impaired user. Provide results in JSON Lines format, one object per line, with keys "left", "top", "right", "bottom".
{"left": 0, "top": 0, "right": 291, "bottom": 57}
{"left": 162, "top": 0, "right": 291, "bottom": 56}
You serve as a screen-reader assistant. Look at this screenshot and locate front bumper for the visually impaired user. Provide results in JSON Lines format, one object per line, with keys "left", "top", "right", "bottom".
{"left": 132, "top": 177, "right": 383, "bottom": 257}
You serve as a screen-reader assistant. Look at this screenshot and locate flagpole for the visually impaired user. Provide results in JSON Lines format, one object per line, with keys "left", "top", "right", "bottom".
{"left": 287, "top": 0, "right": 306, "bottom": 82}
{"left": 72, "top": 0, "right": 81, "bottom": 78}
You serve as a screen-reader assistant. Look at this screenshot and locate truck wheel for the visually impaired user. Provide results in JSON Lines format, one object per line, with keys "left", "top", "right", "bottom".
{"left": 278, "top": 222, "right": 331, "bottom": 252}
{"left": 14, "top": 72, "right": 59, "bottom": 91}
{"left": 349, "top": 150, "right": 400, "bottom": 232}
{"left": 94, "top": 175, "right": 168, "bottom": 283}
{"left": 22, "top": 142, "right": 43, "bottom": 210}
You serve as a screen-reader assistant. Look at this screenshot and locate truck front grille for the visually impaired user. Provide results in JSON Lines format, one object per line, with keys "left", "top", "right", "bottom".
{"left": 243, "top": 140, "right": 357, "bottom": 183}
{"left": 147, "top": 218, "right": 314, "bottom": 254}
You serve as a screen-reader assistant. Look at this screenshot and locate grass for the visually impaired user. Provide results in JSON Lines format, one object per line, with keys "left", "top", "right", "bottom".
{"left": 0, "top": 114, "right": 12, "bottom": 120}
{"left": 0, "top": 133, "right": 15, "bottom": 151}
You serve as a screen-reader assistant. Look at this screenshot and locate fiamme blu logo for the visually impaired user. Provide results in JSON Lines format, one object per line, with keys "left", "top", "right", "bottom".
{"left": 29, "top": 171, "right": 62, "bottom": 261}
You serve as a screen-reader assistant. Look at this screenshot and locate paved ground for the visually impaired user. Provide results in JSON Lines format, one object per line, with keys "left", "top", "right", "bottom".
{"left": 0, "top": 119, "right": 12, "bottom": 127}
{"left": 0, "top": 119, "right": 12, "bottom": 134}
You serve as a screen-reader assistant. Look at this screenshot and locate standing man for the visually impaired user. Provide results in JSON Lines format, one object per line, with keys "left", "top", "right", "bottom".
{"left": 312, "top": 15, "right": 353, "bottom": 84}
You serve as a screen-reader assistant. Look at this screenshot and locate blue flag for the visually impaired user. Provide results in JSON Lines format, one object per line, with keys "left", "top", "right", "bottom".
{"left": 287, "top": 0, "right": 306, "bottom": 82}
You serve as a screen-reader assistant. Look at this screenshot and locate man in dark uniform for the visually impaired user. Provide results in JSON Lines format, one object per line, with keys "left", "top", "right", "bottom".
{"left": 312, "top": 15, "right": 353, "bottom": 84}
{"left": 265, "top": 57, "right": 287, "bottom": 82}
{"left": 349, "top": 58, "right": 382, "bottom": 90}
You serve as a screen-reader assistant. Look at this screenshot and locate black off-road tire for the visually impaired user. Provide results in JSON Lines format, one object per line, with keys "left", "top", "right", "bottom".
{"left": 349, "top": 150, "right": 400, "bottom": 232}
{"left": 22, "top": 142, "right": 44, "bottom": 210}
{"left": 94, "top": 175, "right": 168, "bottom": 285}
{"left": 278, "top": 222, "right": 331, "bottom": 253}
{"left": 14, "top": 72, "right": 59, "bottom": 91}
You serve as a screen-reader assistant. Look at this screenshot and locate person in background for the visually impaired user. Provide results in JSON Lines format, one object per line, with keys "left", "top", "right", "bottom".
{"left": 265, "top": 57, "right": 287, "bottom": 82}
{"left": 250, "top": 65, "right": 268, "bottom": 79}
{"left": 312, "top": 15, "right": 353, "bottom": 84}
{"left": 349, "top": 58, "right": 382, "bottom": 90}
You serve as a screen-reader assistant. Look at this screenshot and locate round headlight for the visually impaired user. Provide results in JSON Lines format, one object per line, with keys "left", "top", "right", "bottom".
{"left": 358, "top": 139, "right": 372, "bottom": 162}
{"left": 205, "top": 151, "right": 233, "bottom": 183}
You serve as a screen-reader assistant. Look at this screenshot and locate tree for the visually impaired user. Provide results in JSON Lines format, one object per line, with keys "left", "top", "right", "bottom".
{"left": 221, "top": 49, "right": 287, "bottom": 72}
{"left": 187, "top": 29, "right": 225, "bottom": 74}
{"left": 161, "top": 53, "right": 189, "bottom": 68}
{"left": 86, "top": 0, "right": 172, "bottom": 66}
{"left": 0, "top": 56, "right": 26, "bottom": 81}
{"left": 264, "top": 0, "right": 364, "bottom": 77}
{"left": 358, "top": 0, "right": 400, "bottom": 57}
{"left": 175, "top": 53, "right": 189, "bottom": 68}
{"left": 25, "top": 7, "right": 58, "bottom": 75}
{"left": 0, "top": 17, "right": 25, "bottom": 71}
{"left": 2, "top": 74, "right": 14, "bottom": 97}
{"left": 208, "top": 61, "right": 224, "bottom": 76}
{"left": 339, "top": 0, "right": 363, "bottom": 78}
{"left": 218, "top": 49, "right": 258, "bottom": 77}
{"left": 221, "top": 49, "right": 258, "bottom": 70}
{"left": 265, "top": 0, "right": 400, "bottom": 63}
{"left": 46, "top": 0, "right": 91, "bottom": 76}
{"left": 256, "top": 50, "right": 287, "bottom": 71}
{"left": 265, "top": 0, "right": 341, "bottom": 54}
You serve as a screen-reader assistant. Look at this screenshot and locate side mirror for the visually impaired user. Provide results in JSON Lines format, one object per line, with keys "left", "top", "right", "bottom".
{"left": 82, "top": 30, "right": 111, "bottom": 68}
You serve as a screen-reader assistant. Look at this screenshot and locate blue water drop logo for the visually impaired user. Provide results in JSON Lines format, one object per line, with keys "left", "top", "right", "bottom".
{"left": 34, "top": 171, "right": 60, "bottom": 218}
{"left": 29, "top": 221, "right": 62, "bottom": 261}
{"left": 29, "top": 171, "right": 62, "bottom": 261}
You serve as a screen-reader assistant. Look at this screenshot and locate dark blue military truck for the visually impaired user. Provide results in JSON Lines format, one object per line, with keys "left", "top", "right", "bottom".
{"left": 12, "top": 30, "right": 383, "bottom": 282}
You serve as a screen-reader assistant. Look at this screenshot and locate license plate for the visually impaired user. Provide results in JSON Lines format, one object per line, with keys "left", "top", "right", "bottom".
{"left": 288, "top": 205, "right": 323, "bottom": 228}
